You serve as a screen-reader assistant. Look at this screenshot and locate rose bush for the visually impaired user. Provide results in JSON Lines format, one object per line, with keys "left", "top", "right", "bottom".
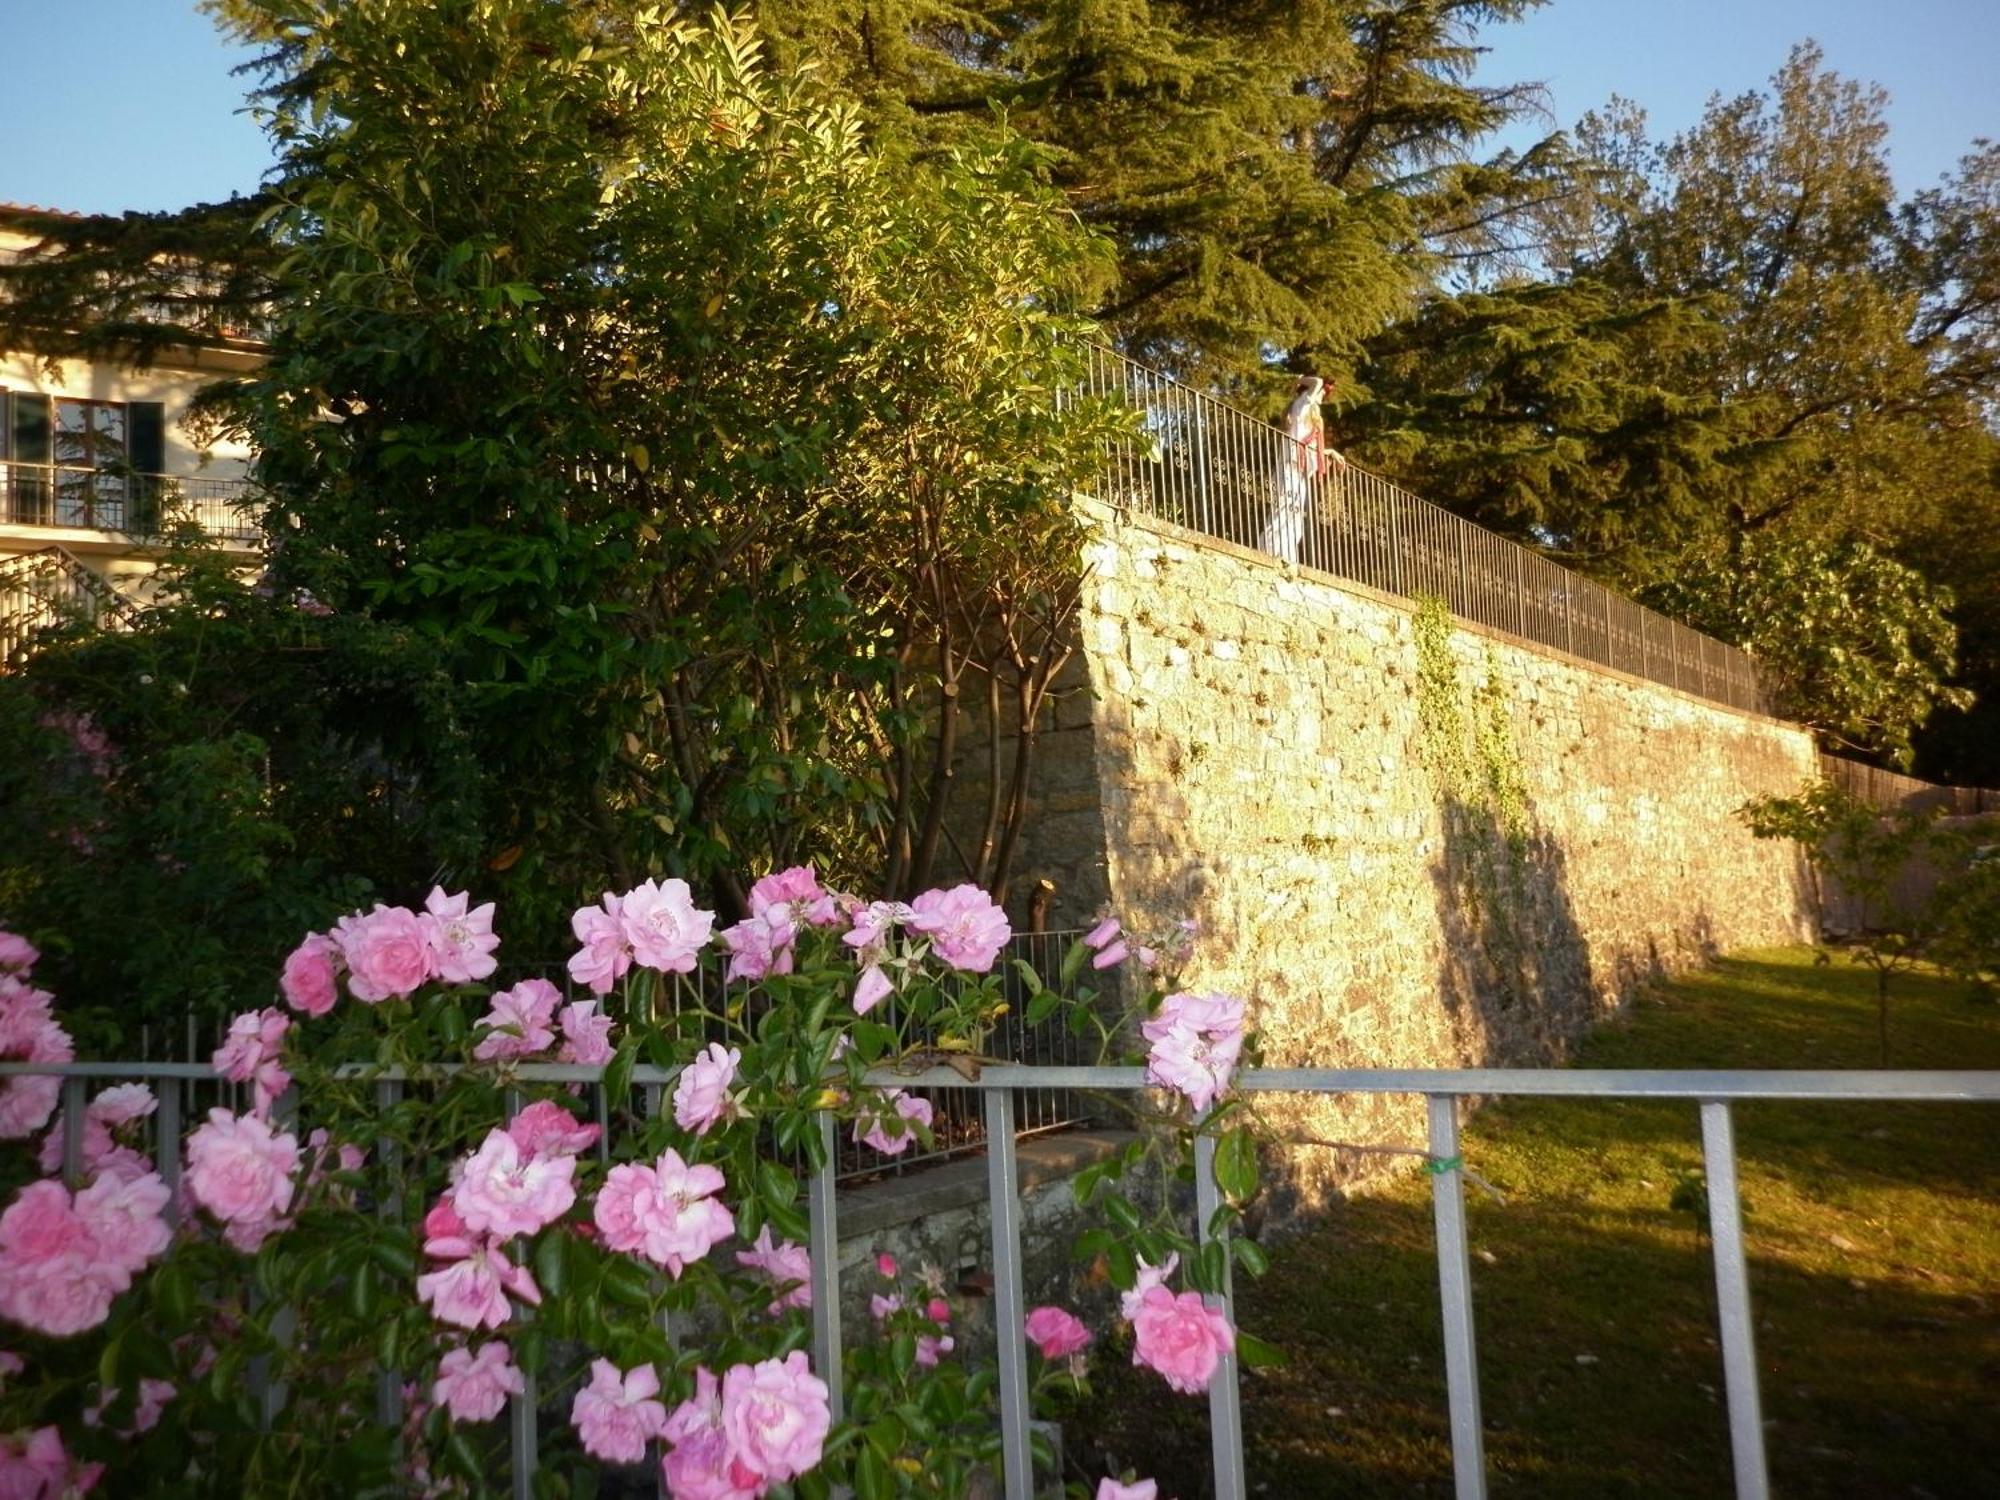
{"left": 0, "top": 877, "right": 1269, "bottom": 1497}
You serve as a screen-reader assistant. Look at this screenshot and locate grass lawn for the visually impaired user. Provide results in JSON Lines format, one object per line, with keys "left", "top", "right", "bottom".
{"left": 1074, "top": 949, "right": 2000, "bottom": 1498}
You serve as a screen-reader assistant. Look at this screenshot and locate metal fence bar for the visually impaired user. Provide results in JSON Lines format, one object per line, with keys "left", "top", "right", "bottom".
{"left": 152, "top": 1074, "right": 181, "bottom": 1225}
{"left": 1193, "top": 1131, "right": 1248, "bottom": 1500}
{"left": 502, "top": 1087, "right": 538, "bottom": 1500}
{"left": 60, "top": 1075, "right": 87, "bottom": 1187}
{"left": 984, "top": 1089, "right": 1035, "bottom": 1500}
{"left": 1699, "top": 1101, "right": 1769, "bottom": 1499}
{"left": 807, "top": 1111, "right": 844, "bottom": 1427}
{"left": 1427, "top": 1096, "right": 1487, "bottom": 1500}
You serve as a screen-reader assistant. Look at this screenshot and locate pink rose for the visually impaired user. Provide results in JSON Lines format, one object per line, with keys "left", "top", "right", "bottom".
{"left": 572, "top": 1358, "right": 669, "bottom": 1463}
{"left": 1097, "top": 1480, "right": 1161, "bottom": 1500}
{"left": 841, "top": 901, "right": 911, "bottom": 963}
{"left": 1092, "top": 939, "right": 1129, "bottom": 970}
{"left": 568, "top": 895, "right": 632, "bottom": 995}
{"left": 473, "top": 979, "right": 560, "bottom": 1062}
{"left": 855, "top": 1089, "right": 933, "bottom": 1157}
{"left": 672, "top": 1043, "right": 740, "bottom": 1135}
{"left": 1083, "top": 917, "right": 1122, "bottom": 951}
{"left": 1025, "top": 1305, "right": 1093, "bottom": 1360}
{"left": 212, "top": 1007, "right": 292, "bottom": 1116}
{"left": 0, "top": 930, "right": 38, "bottom": 975}
{"left": 279, "top": 933, "right": 342, "bottom": 1017}
{"left": 452, "top": 1128, "right": 577, "bottom": 1238}
{"left": 74, "top": 1170, "right": 172, "bottom": 1279}
{"left": 1140, "top": 992, "right": 1247, "bottom": 1112}
{"left": 433, "top": 1342, "right": 524, "bottom": 1423}
{"left": 186, "top": 1108, "right": 298, "bottom": 1228}
{"left": 0, "top": 996, "right": 71, "bottom": 1140}
{"left": 749, "top": 865, "right": 840, "bottom": 927}
{"left": 37, "top": 1082, "right": 156, "bottom": 1178}
{"left": 852, "top": 964, "right": 893, "bottom": 1016}
{"left": 335, "top": 904, "right": 436, "bottom": 1003}
{"left": 718, "top": 911, "right": 794, "bottom": 984}
{"left": 1119, "top": 1254, "right": 1179, "bottom": 1321}
{"left": 735, "top": 1226, "right": 812, "bottom": 1314}
{"left": 506, "top": 1100, "right": 600, "bottom": 1159}
{"left": 619, "top": 878, "right": 715, "bottom": 975}
{"left": 720, "top": 1352, "right": 831, "bottom": 1485}
{"left": 558, "top": 1000, "right": 616, "bottom": 1065}
{"left": 86, "top": 1376, "right": 176, "bottom": 1435}
{"left": 1129, "top": 1285, "right": 1234, "bottom": 1395}
{"left": 661, "top": 1367, "right": 761, "bottom": 1500}
{"left": 593, "top": 1150, "right": 734, "bottom": 1277}
{"left": 907, "top": 884, "right": 1011, "bottom": 973}
{"left": 416, "top": 1241, "right": 542, "bottom": 1330}
{"left": 421, "top": 886, "right": 501, "bottom": 984}
{"left": 0, "top": 1426, "right": 100, "bottom": 1498}
{"left": 0, "top": 1180, "right": 112, "bottom": 1336}
{"left": 869, "top": 1292, "right": 901, "bottom": 1321}
{"left": 875, "top": 1252, "right": 898, "bottom": 1279}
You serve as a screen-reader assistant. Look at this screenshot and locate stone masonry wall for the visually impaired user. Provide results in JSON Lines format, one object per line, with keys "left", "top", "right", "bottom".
{"left": 990, "top": 503, "right": 1819, "bottom": 1208}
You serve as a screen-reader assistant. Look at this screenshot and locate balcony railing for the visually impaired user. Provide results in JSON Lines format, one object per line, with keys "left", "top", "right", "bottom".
{"left": 1077, "top": 345, "right": 1771, "bottom": 717}
{"left": 0, "top": 460, "right": 261, "bottom": 545}
{"left": 6, "top": 1053, "right": 1994, "bottom": 1499}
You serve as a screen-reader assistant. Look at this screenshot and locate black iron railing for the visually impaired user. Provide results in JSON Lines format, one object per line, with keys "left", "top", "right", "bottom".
{"left": 1, "top": 460, "right": 260, "bottom": 545}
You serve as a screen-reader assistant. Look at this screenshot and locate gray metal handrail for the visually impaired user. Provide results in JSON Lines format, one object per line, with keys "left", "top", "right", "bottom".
{"left": 1076, "top": 344, "right": 1771, "bottom": 717}
{"left": 7, "top": 1055, "right": 1995, "bottom": 1499}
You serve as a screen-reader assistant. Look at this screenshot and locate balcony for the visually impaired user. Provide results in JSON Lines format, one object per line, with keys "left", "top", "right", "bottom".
{"left": 0, "top": 460, "right": 260, "bottom": 547}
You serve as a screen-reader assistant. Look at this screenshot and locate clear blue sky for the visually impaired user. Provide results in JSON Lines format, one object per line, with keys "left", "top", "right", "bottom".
{"left": 1, "top": 0, "right": 1994, "bottom": 217}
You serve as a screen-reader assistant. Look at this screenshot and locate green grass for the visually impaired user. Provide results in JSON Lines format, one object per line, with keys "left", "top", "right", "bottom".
{"left": 1076, "top": 950, "right": 2000, "bottom": 1498}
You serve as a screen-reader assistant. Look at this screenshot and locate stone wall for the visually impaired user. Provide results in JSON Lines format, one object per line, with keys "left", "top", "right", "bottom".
{"left": 988, "top": 504, "right": 1819, "bottom": 1205}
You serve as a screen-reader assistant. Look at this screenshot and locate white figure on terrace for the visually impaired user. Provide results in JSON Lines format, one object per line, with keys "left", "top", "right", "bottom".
{"left": 1258, "top": 374, "right": 1344, "bottom": 563}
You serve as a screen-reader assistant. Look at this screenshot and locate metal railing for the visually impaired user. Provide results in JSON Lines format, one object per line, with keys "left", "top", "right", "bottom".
{"left": 0, "top": 544, "right": 139, "bottom": 663}
{"left": 1077, "top": 345, "right": 1771, "bottom": 716}
{"left": 1, "top": 460, "right": 260, "bottom": 544}
{"left": 6, "top": 1054, "right": 1992, "bottom": 1499}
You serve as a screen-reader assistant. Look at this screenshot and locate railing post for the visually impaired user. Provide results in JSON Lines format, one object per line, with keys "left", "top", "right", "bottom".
{"left": 61, "top": 1076, "right": 88, "bottom": 1188}
{"left": 1193, "top": 1130, "right": 1248, "bottom": 1500}
{"left": 807, "top": 1111, "right": 844, "bottom": 1428}
{"left": 153, "top": 1072, "right": 181, "bottom": 1225}
{"left": 502, "top": 1087, "right": 537, "bottom": 1500}
{"left": 1699, "top": 1101, "right": 1770, "bottom": 1500}
{"left": 985, "top": 1088, "right": 1035, "bottom": 1500}
{"left": 1427, "top": 1095, "right": 1487, "bottom": 1500}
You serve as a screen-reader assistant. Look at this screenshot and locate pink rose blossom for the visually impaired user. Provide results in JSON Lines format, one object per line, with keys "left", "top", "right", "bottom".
{"left": 855, "top": 1090, "right": 933, "bottom": 1157}
{"left": 1025, "top": 1305, "right": 1093, "bottom": 1359}
{"left": 1129, "top": 1286, "right": 1234, "bottom": 1395}
{"left": 0, "top": 930, "right": 38, "bottom": 975}
{"left": 433, "top": 1341, "right": 524, "bottom": 1423}
{"left": 672, "top": 1044, "right": 740, "bottom": 1135}
{"left": 906, "top": 884, "right": 1011, "bottom": 973}
{"left": 592, "top": 1150, "right": 734, "bottom": 1277}
{"left": 85, "top": 1377, "right": 176, "bottom": 1435}
{"left": 1083, "top": 917, "right": 1122, "bottom": 951}
{"left": 718, "top": 911, "right": 794, "bottom": 984}
{"left": 416, "top": 1241, "right": 542, "bottom": 1330}
{"left": 572, "top": 1358, "right": 669, "bottom": 1463}
{"left": 334, "top": 904, "right": 436, "bottom": 1003}
{"left": 875, "top": 1252, "right": 898, "bottom": 1279}
{"left": 568, "top": 895, "right": 632, "bottom": 995}
{"left": 620, "top": 878, "right": 715, "bottom": 975}
{"left": 735, "top": 1226, "right": 811, "bottom": 1314}
{"left": 0, "top": 1426, "right": 101, "bottom": 1498}
{"left": 841, "top": 901, "right": 911, "bottom": 962}
{"left": 74, "top": 1170, "right": 172, "bottom": 1279}
{"left": 0, "top": 990, "right": 70, "bottom": 1140}
{"left": 1119, "top": 1254, "right": 1180, "bottom": 1321}
{"left": 869, "top": 1292, "right": 901, "bottom": 1321}
{"left": 452, "top": 1128, "right": 577, "bottom": 1238}
{"left": 507, "top": 1100, "right": 601, "bottom": 1159}
{"left": 212, "top": 1007, "right": 292, "bottom": 1115}
{"left": 1097, "top": 1480, "right": 1160, "bottom": 1500}
{"left": 926, "top": 1297, "right": 951, "bottom": 1325}
{"left": 88, "top": 1083, "right": 155, "bottom": 1129}
{"left": 720, "top": 1352, "right": 831, "bottom": 1486}
{"left": 422, "top": 887, "right": 501, "bottom": 984}
{"left": 1092, "top": 939, "right": 1129, "bottom": 970}
{"left": 558, "top": 1000, "right": 616, "bottom": 1065}
{"left": 749, "top": 866, "right": 841, "bottom": 928}
{"left": 1141, "top": 992, "right": 1247, "bottom": 1113}
{"left": 916, "top": 1333, "right": 954, "bottom": 1367}
{"left": 0, "top": 1180, "right": 109, "bottom": 1336}
{"left": 186, "top": 1108, "right": 298, "bottom": 1229}
{"left": 37, "top": 1082, "right": 156, "bottom": 1178}
{"left": 661, "top": 1367, "right": 761, "bottom": 1500}
{"left": 473, "top": 979, "right": 560, "bottom": 1062}
{"left": 852, "top": 964, "right": 893, "bottom": 1016}
{"left": 279, "top": 932, "right": 342, "bottom": 1017}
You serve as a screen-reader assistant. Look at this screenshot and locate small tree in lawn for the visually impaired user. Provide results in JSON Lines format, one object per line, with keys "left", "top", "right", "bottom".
{"left": 1741, "top": 780, "right": 1953, "bottom": 1062}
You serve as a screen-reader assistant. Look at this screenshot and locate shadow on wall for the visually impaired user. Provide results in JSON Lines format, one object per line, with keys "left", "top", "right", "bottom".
{"left": 1429, "top": 792, "right": 1596, "bottom": 1067}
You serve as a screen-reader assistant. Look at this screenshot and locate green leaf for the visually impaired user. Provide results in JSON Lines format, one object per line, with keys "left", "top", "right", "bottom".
{"left": 535, "top": 1230, "right": 569, "bottom": 1298}
{"left": 855, "top": 1443, "right": 896, "bottom": 1500}
{"left": 1232, "top": 1238, "right": 1270, "bottom": 1277}
{"left": 605, "top": 1036, "right": 639, "bottom": 1107}
{"left": 1215, "top": 1126, "right": 1259, "bottom": 1202}
{"left": 348, "top": 1259, "right": 378, "bottom": 1321}
{"left": 1235, "top": 1331, "right": 1289, "bottom": 1369}
{"left": 757, "top": 1158, "right": 800, "bottom": 1212}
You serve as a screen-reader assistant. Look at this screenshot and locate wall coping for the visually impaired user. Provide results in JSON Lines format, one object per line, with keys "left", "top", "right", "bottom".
{"left": 835, "top": 1129, "right": 1131, "bottom": 1241}
{"left": 1074, "top": 494, "right": 1808, "bottom": 737}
